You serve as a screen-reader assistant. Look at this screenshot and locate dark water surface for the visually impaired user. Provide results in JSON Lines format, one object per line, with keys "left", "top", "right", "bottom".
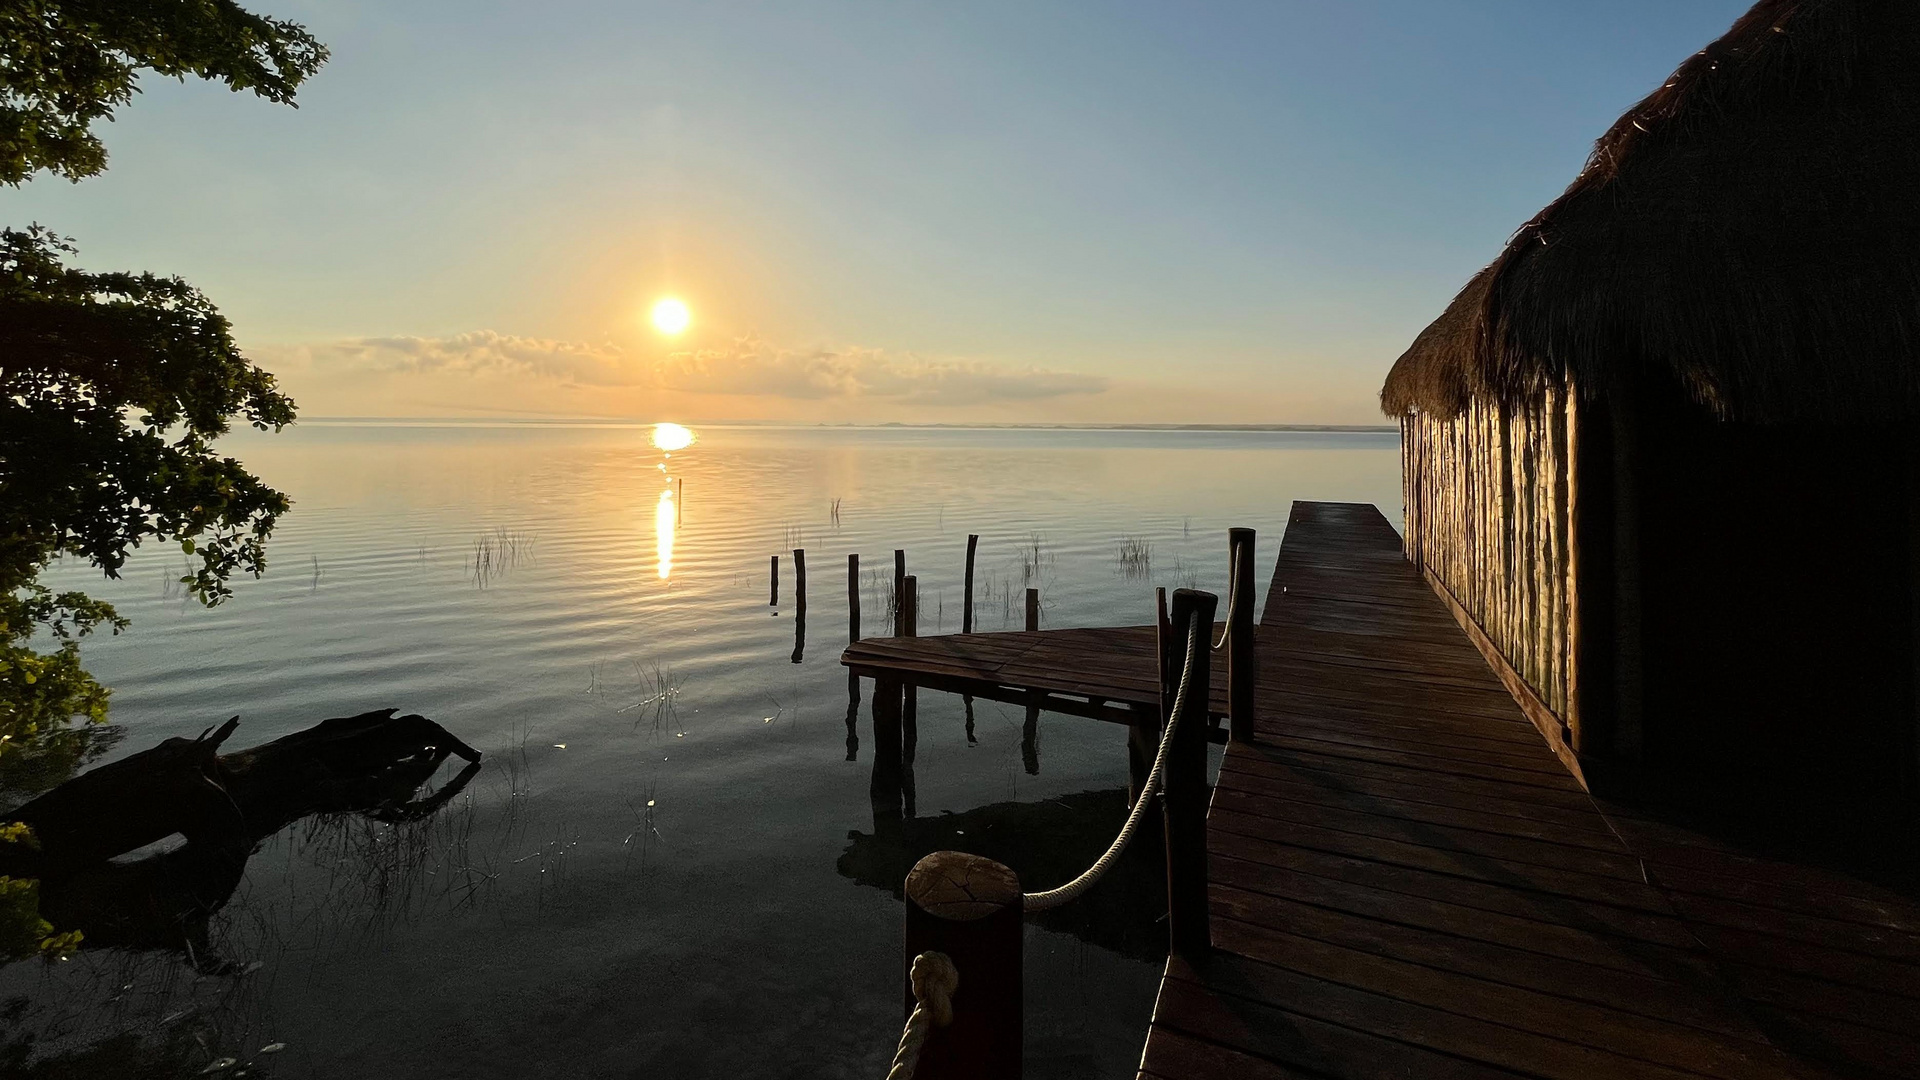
{"left": 6, "top": 423, "right": 1400, "bottom": 1079}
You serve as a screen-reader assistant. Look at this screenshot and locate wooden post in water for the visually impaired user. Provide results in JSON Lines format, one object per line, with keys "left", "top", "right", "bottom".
{"left": 1024, "top": 588, "right": 1039, "bottom": 632}
{"left": 894, "top": 550, "right": 907, "bottom": 636}
{"left": 793, "top": 548, "right": 808, "bottom": 619}
{"left": 848, "top": 554, "right": 862, "bottom": 642}
{"left": 1227, "top": 527, "right": 1257, "bottom": 744}
{"left": 791, "top": 549, "right": 808, "bottom": 665}
{"left": 676, "top": 477, "right": 683, "bottom": 526}
{"left": 770, "top": 554, "right": 779, "bottom": 608}
{"left": 903, "top": 851, "right": 1022, "bottom": 1080}
{"left": 1163, "top": 588, "right": 1216, "bottom": 960}
{"left": 963, "top": 534, "right": 979, "bottom": 634}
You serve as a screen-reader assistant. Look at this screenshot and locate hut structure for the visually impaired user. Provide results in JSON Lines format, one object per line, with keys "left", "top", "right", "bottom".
{"left": 1382, "top": 0, "right": 1920, "bottom": 854}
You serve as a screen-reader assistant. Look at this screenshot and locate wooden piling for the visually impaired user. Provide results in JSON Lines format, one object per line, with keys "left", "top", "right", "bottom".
{"left": 963, "top": 534, "right": 979, "bottom": 634}
{"left": 894, "top": 550, "right": 907, "bottom": 635}
{"left": 848, "top": 554, "right": 861, "bottom": 643}
{"left": 770, "top": 554, "right": 779, "bottom": 607}
{"left": 1132, "top": 588, "right": 1170, "bottom": 818}
{"left": 793, "top": 548, "right": 808, "bottom": 618}
{"left": 1227, "top": 527, "right": 1257, "bottom": 743}
{"left": 1163, "top": 588, "right": 1217, "bottom": 960}
{"left": 1024, "top": 588, "right": 1039, "bottom": 632}
{"left": 676, "top": 477, "right": 683, "bottom": 526}
{"left": 903, "top": 851, "right": 1022, "bottom": 1080}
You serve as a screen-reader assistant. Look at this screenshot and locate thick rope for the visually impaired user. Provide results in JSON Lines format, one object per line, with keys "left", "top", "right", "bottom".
{"left": 1212, "top": 562, "right": 1238, "bottom": 650}
{"left": 886, "top": 951, "right": 959, "bottom": 1080}
{"left": 1023, "top": 612, "right": 1202, "bottom": 912}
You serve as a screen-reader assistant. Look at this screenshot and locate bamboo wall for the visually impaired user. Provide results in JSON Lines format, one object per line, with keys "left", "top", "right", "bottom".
{"left": 1401, "top": 389, "right": 1575, "bottom": 724}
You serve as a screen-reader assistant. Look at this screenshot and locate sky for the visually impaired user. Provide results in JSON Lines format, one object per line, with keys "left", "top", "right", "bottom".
{"left": 5, "top": 1, "right": 1755, "bottom": 425}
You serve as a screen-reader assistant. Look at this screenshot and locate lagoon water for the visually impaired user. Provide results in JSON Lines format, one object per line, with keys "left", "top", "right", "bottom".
{"left": 6, "top": 423, "right": 1400, "bottom": 1079}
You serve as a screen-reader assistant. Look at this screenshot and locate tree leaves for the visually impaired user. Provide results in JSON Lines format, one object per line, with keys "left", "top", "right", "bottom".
{"left": 0, "top": 0, "right": 328, "bottom": 184}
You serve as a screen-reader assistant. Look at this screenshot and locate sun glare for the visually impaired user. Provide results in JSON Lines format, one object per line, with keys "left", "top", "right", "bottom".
{"left": 652, "top": 422, "right": 695, "bottom": 451}
{"left": 651, "top": 297, "right": 691, "bottom": 335}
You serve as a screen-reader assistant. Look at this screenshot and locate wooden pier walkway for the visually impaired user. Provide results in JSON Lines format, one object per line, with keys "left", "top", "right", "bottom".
{"left": 845, "top": 501, "right": 1920, "bottom": 1079}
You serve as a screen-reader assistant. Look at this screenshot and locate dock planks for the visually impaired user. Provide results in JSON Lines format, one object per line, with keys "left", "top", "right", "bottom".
{"left": 843, "top": 501, "right": 1920, "bottom": 1079}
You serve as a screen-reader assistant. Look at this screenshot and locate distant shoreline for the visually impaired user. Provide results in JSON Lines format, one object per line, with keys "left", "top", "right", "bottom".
{"left": 294, "top": 417, "right": 1399, "bottom": 433}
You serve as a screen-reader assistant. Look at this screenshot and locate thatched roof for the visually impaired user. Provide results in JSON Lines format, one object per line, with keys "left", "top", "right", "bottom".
{"left": 1381, "top": 0, "right": 1920, "bottom": 423}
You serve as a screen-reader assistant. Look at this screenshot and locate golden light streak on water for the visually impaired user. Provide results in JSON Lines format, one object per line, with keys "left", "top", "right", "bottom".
{"left": 655, "top": 487, "right": 676, "bottom": 580}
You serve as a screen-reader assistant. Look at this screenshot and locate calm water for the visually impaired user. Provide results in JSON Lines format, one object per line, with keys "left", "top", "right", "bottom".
{"left": 6, "top": 423, "right": 1400, "bottom": 1079}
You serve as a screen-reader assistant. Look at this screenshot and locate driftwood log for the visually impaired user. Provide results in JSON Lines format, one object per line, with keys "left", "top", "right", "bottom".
{"left": 1, "top": 709, "right": 480, "bottom": 970}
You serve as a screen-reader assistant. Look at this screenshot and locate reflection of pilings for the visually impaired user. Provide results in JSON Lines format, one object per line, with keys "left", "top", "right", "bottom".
{"left": 846, "top": 552, "right": 862, "bottom": 760}
{"left": 1022, "top": 586, "right": 1040, "bottom": 772}
{"left": 870, "top": 675, "right": 903, "bottom": 814}
{"left": 902, "top": 576, "right": 919, "bottom": 819}
{"left": 845, "top": 683, "right": 860, "bottom": 762}
{"left": 791, "top": 613, "right": 806, "bottom": 665}
{"left": 964, "top": 695, "right": 977, "bottom": 745}
{"left": 770, "top": 554, "right": 779, "bottom": 608}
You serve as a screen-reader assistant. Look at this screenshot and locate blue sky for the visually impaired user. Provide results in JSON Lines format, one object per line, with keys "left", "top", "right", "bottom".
{"left": 5, "top": 1, "right": 1753, "bottom": 423}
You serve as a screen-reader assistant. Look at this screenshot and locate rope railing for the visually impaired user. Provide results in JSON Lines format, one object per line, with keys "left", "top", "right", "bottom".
{"left": 1022, "top": 610, "right": 1202, "bottom": 913}
{"left": 1212, "top": 560, "right": 1239, "bottom": 650}
{"left": 885, "top": 950, "right": 959, "bottom": 1080}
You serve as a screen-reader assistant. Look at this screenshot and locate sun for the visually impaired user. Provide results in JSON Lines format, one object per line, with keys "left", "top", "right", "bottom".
{"left": 651, "top": 422, "right": 694, "bottom": 451}
{"left": 650, "top": 297, "right": 691, "bottom": 335}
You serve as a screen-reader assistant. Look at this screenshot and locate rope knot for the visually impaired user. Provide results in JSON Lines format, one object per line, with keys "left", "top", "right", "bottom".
{"left": 909, "top": 951, "right": 959, "bottom": 1027}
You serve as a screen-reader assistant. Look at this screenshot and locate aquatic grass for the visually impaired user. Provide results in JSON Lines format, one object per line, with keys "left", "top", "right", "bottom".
{"left": 1116, "top": 536, "right": 1153, "bottom": 580}
{"left": 467, "top": 526, "right": 534, "bottom": 588}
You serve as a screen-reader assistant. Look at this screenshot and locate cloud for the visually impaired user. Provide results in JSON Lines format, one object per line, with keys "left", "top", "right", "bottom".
{"left": 318, "top": 330, "right": 638, "bottom": 386}
{"left": 659, "top": 340, "right": 1109, "bottom": 403}
{"left": 281, "top": 331, "right": 1109, "bottom": 405}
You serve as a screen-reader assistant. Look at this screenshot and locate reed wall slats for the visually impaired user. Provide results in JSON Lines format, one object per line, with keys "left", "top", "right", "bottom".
{"left": 1401, "top": 392, "right": 1575, "bottom": 725}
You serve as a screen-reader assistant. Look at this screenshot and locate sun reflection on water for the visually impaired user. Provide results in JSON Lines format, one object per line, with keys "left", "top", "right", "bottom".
{"left": 651, "top": 423, "right": 694, "bottom": 580}
{"left": 655, "top": 487, "right": 675, "bottom": 580}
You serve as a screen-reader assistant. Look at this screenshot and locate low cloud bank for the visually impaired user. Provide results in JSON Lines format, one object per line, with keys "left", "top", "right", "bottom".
{"left": 283, "top": 331, "right": 1108, "bottom": 405}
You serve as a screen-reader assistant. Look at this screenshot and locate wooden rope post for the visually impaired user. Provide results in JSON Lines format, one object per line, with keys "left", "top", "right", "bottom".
{"left": 963, "top": 534, "right": 979, "bottom": 634}
{"left": 903, "top": 851, "right": 1022, "bottom": 1080}
{"left": 1024, "top": 588, "right": 1039, "bottom": 632}
{"left": 1163, "top": 588, "right": 1217, "bottom": 960}
{"left": 1228, "top": 527, "right": 1257, "bottom": 744}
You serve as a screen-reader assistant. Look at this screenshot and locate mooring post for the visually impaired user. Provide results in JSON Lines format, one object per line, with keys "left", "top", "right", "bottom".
{"left": 1024, "top": 588, "right": 1039, "bottom": 632}
{"left": 903, "top": 851, "right": 1022, "bottom": 1080}
{"left": 1228, "top": 527, "right": 1257, "bottom": 744}
{"left": 676, "top": 477, "right": 683, "bottom": 526}
{"left": 1163, "top": 588, "right": 1217, "bottom": 960}
{"left": 770, "top": 554, "right": 779, "bottom": 608}
{"left": 794, "top": 548, "right": 808, "bottom": 619}
{"left": 871, "top": 674, "right": 903, "bottom": 814}
{"left": 894, "top": 549, "right": 907, "bottom": 636}
{"left": 848, "top": 553, "right": 862, "bottom": 643}
{"left": 963, "top": 534, "right": 979, "bottom": 634}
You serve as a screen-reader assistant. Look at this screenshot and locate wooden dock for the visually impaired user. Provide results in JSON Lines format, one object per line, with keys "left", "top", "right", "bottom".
{"left": 845, "top": 501, "right": 1920, "bottom": 1079}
